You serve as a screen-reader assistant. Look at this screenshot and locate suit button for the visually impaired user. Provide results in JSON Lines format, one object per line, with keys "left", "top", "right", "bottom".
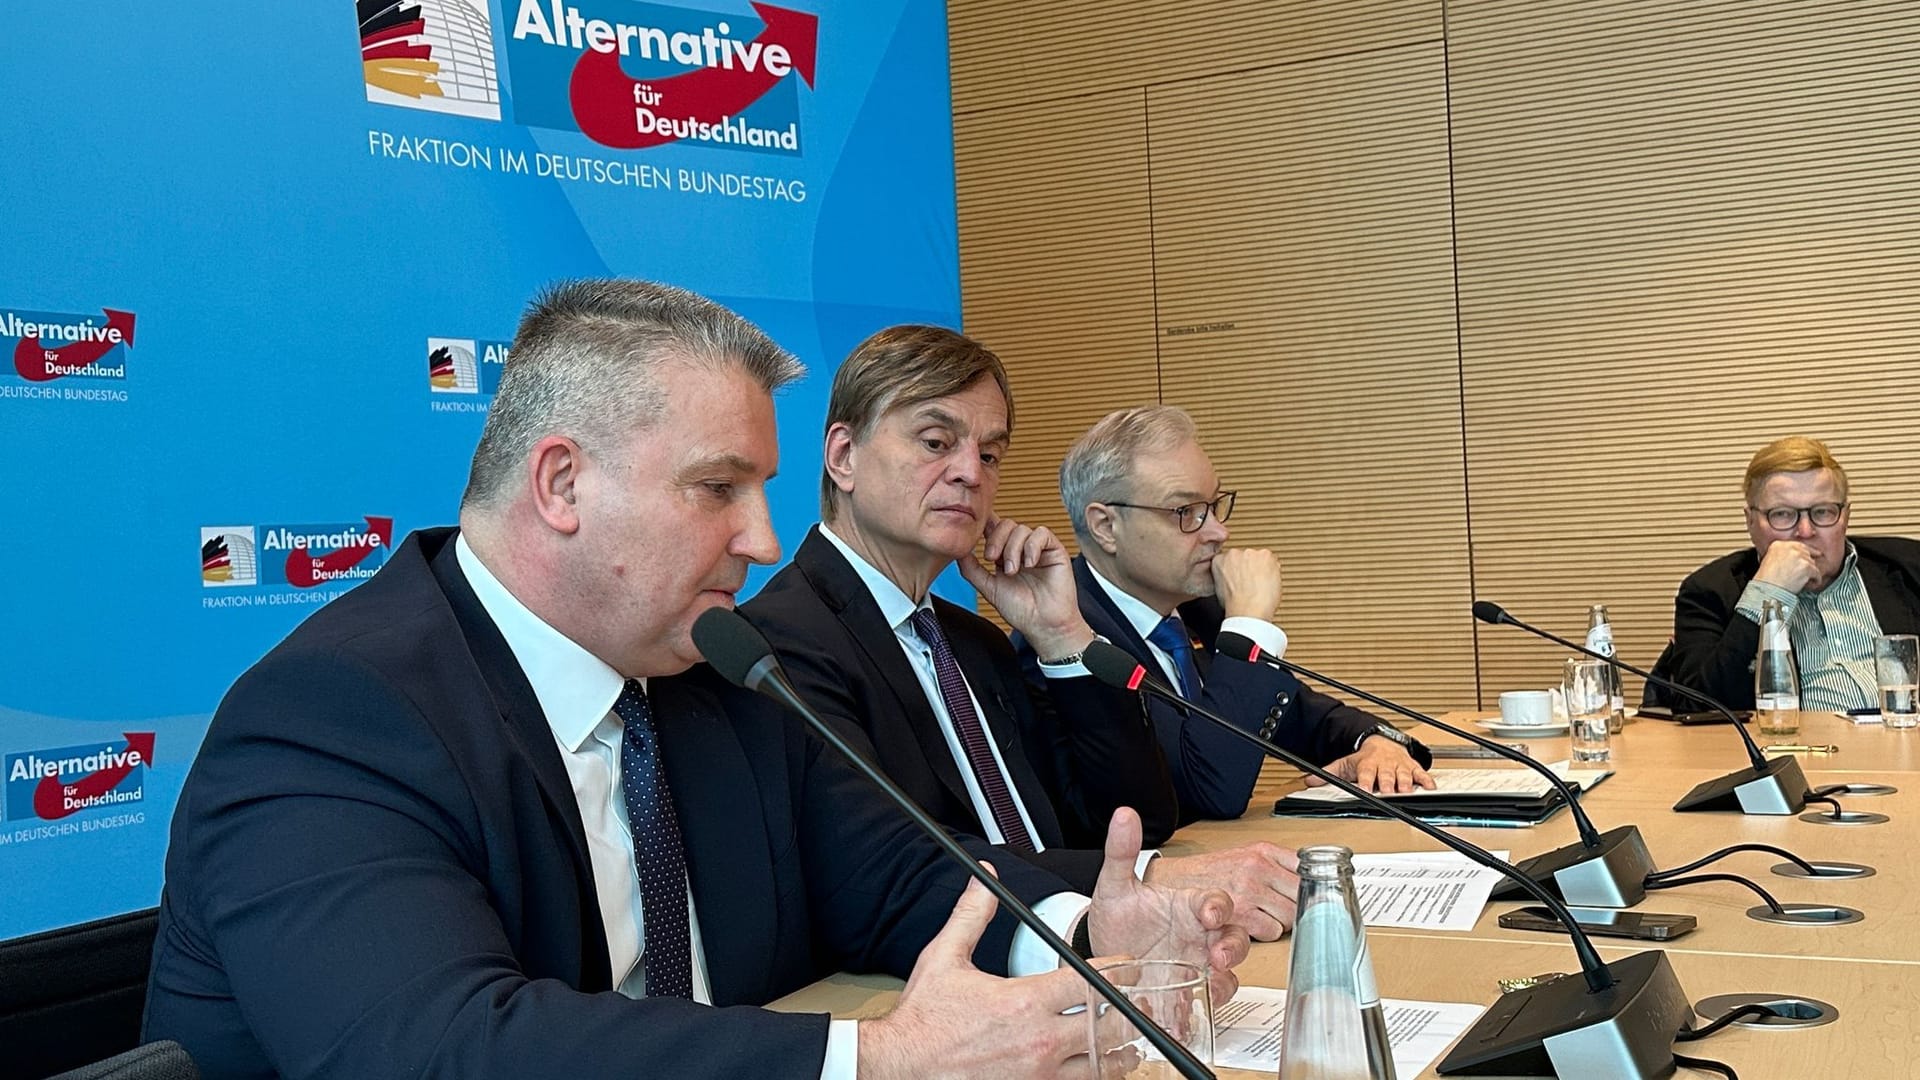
{"left": 1276, "top": 694, "right": 1291, "bottom": 706}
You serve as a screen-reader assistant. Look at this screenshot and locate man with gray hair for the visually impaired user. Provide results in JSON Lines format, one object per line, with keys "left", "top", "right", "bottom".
{"left": 145, "top": 281, "right": 1249, "bottom": 1079}
{"left": 1018, "top": 405, "right": 1432, "bottom": 817}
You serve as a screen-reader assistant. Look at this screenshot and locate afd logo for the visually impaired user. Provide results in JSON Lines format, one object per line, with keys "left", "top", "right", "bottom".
{"left": 202, "top": 517, "right": 394, "bottom": 592}
{"left": 5, "top": 734, "right": 153, "bottom": 822}
{"left": 428, "top": 336, "right": 511, "bottom": 411}
{"left": 360, "top": 0, "right": 502, "bottom": 120}
{"left": 507, "top": 1, "right": 817, "bottom": 154}
{"left": 1, "top": 306, "right": 136, "bottom": 384}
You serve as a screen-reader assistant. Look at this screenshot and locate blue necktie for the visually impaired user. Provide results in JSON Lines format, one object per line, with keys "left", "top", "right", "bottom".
{"left": 1148, "top": 615, "right": 1204, "bottom": 700}
{"left": 614, "top": 679, "right": 693, "bottom": 999}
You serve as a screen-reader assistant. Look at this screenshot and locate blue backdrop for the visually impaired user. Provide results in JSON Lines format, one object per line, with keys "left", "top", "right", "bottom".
{"left": 0, "top": 0, "right": 965, "bottom": 940}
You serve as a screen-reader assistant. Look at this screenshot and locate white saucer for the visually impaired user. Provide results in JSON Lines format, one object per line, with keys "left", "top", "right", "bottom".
{"left": 1476, "top": 719, "right": 1571, "bottom": 737}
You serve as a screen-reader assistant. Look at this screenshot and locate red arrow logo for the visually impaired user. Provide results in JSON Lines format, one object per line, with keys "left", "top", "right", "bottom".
{"left": 568, "top": 2, "right": 817, "bottom": 150}
{"left": 33, "top": 733, "right": 154, "bottom": 820}
{"left": 13, "top": 308, "right": 136, "bottom": 382}
{"left": 285, "top": 516, "right": 394, "bottom": 588}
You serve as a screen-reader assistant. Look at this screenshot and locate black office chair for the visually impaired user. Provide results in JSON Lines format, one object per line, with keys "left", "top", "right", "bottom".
{"left": 0, "top": 908, "right": 159, "bottom": 1079}
{"left": 46, "top": 1041, "right": 197, "bottom": 1080}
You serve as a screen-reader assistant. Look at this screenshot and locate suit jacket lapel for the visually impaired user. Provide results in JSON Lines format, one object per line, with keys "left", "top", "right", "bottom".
{"left": 795, "top": 531, "right": 974, "bottom": 810}
{"left": 1178, "top": 595, "right": 1226, "bottom": 683}
{"left": 650, "top": 675, "right": 778, "bottom": 1006}
{"left": 427, "top": 532, "right": 611, "bottom": 989}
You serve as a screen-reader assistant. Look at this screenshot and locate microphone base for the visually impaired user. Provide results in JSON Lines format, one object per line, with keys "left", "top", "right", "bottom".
{"left": 1438, "top": 950, "right": 1689, "bottom": 1079}
{"left": 1490, "top": 824, "right": 1655, "bottom": 908}
{"left": 1672, "top": 755, "right": 1809, "bottom": 814}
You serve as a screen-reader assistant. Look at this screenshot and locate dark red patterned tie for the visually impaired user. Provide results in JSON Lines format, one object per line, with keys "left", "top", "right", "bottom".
{"left": 909, "top": 609, "right": 1036, "bottom": 851}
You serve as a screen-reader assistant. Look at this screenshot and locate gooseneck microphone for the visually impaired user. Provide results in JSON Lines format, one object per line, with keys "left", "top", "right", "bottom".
{"left": 1083, "top": 641, "right": 1691, "bottom": 1079}
{"left": 1472, "top": 600, "right": 1810, "bottom": 815}
{"left": 1215, "top": 631, "right": 1655, "bottom": 908}
{"left": 691, "top": 609, "right": 1213, "bottom": 1080}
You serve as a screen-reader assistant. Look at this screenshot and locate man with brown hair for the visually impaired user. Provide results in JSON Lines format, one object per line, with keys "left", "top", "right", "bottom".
{"left": 743, "top": 325, "right": 1304, "bottom": 940}
{"left": 145, "top": 284, "right": 1249, "bottom": 1079}
{"left": 1657, "top": 435, "right": 1920, "bottom": 711}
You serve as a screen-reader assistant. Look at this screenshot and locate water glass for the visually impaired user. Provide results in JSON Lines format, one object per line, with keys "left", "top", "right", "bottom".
{"left": 1874, "top": 634, "right": 1920, "bottom": 730}
{"left": 1564, "top": 658, "right": 1613, "bottom": 763}
{"left": 1086, "top": 959, "right": 1213, "bottom": 1079}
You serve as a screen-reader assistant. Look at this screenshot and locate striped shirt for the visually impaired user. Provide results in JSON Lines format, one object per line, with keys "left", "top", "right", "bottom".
{"left": 1736, "top": 543, "right": 1882, "bottom": 710}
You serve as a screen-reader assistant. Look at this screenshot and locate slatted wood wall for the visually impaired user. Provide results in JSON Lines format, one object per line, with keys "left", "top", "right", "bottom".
{"left": 952, "top": 0, "right": 1920, "bottom": 710}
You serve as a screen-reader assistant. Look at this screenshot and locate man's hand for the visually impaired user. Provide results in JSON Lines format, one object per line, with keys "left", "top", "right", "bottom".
{"left": 1305, "top": 737, "right": 1435, "bottom": 794}
{"left": 1754, "top": 540, "right": 1821, "bottom": 594}
{"left": 961, "top": 516, "right": 1093, "bottom": 660}
{"left": 1211, "top": 549, "right": 1283, "bottom": 621}
{"left": 859, "top": 869, "right": 1134, "bottom": 1080}
{"left": 1085, "top": 809, "right": 1252, "bottom": 1008}
{"left": 1144, "top": 843, "right": 1299, "bottom": 941}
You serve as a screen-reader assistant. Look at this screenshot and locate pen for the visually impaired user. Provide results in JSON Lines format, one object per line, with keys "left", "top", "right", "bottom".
{"left": 1764, "top": 743, "right": 1840, "bottom": 754}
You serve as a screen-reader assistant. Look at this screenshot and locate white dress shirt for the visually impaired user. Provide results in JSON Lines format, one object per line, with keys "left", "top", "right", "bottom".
{"left": 817, "top": 524, "right": 1052, "bottom": 849}
{"left": 457, "top": 533, "right": 1078, "bottom": 1077}
{"left": 1084, "top": 561, "right": 1290, "bottom": 683}
{"left": 817, "top": 525, "right": 1159, "bottom": 880}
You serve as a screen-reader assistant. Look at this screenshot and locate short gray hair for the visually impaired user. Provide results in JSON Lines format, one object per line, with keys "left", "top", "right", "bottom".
{"left": 462, "top": 279, "right": 802, "bottom": 509}
{"left": 1059, "top": 405, "right": 1198, "bottom": 538}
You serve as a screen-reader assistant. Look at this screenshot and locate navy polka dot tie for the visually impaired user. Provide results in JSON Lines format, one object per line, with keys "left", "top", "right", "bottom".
{"left": 614, "top": 679, "right": 693, "bottom": 999}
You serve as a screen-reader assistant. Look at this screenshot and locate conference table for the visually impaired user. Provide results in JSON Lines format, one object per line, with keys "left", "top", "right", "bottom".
{"left": 770, "top": 711, "right": 1920, "bottom": 1078}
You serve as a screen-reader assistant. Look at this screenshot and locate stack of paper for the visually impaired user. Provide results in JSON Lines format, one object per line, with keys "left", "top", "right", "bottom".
{"left": 1213, "top": 986, "right": 1486, "bottom": 1076}
{"left": 1350, "top": 851, "right": 1510, "bottom": 932}
{"left": 1273, "top": 764, "right": 1613, "bottom": 826}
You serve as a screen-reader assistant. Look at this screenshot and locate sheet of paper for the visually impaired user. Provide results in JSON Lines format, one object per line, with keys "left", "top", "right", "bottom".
{"left": 1349, "top": 851, "right": 1509, "bottom": 931}
{"left": 1213, "top": 985, "right": 1486, "bottom": 1076}
{"left": 1842, "top": 711, "right": 1883, "bottom": 724}
{"left": 1281, "top": 764, "right": 1611, "bottom": 804}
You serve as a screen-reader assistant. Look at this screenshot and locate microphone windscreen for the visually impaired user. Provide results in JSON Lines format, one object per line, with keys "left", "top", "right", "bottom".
{"left": 1471, "top": 600, "right": 1511, "bottom": 626}
{"left": 1214, "top": 631, "right": 1263, "bottom": 663}
{"left": 1083, "top": 640, "right": 1148, "bottom": 690}
{"left": 692, "top": 607, "right": 776, "bottom": 688}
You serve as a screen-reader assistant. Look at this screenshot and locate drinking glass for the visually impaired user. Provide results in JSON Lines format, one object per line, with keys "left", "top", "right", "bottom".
{"left": 1874, "top": 634, "right": 1920, "bottom": 730}
{"left": 1564, "top": 659, "right": 1613, "bottom": 763}
{"left": 1086, "top": 959, "right": 1213, "bottom": 1079}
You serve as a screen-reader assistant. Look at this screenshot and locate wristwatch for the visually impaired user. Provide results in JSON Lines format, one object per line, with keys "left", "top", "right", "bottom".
{"left": 1357, "top": 723, "right": 1412, "bottom": 752}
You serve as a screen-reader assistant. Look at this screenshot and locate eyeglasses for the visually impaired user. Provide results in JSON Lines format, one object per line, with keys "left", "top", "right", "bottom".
{"left": 1104, "top": 491, "right": 1236, "bottom": 534}
{"left": 1749, "top": 502, "right": 1846, "bottom": 530}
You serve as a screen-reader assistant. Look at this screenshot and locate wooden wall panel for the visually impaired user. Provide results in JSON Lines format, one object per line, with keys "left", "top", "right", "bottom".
{"left": 948, "top": 0, "right": 1438, "bottom": 115}
{"left": 954, "top": 90, "right": 1162, "bottom": 550}
{"left": 1146, "top": 45, "right": 1476, "bottom": 711}
{"left": 1450, "top": 0, "right": 1920, "bottom": 701}
{"left": 950, "top": 0, "right": 1920, "bottom": 713}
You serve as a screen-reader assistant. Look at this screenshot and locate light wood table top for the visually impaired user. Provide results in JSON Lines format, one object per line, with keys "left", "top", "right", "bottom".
{"left": 770, "top": 710, "right": 1920, "bottom": 1077}
{"left": 769, "top": 935, "right": 1920, "bottom": 1078}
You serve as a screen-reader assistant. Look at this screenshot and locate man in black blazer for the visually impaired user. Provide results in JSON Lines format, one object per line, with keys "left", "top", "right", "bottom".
{"left": 1653, "top": 435, "right": 1920, "bottom": 712}
{"left": 1027, "top": 406, "right": 1431, "bottom": 825}
{"left": 744, "top": 326, "right": 1302, "bottom": 940}
{"left": 144, "top": 282, "right": 1248, "bottom": 1079}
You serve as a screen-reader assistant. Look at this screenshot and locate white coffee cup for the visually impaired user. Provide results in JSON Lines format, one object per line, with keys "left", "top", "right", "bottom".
{"left": 1499, "top": 690, "right": 1554, "bottom": 726}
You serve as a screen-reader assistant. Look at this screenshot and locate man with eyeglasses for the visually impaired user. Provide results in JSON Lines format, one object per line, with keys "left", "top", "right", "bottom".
{"left": 743, "top": 328, "right": 1305, "bottom": 940}
{"left": 1019, "top": 406, "right": 1433, "bottom": 820}
{"left": 1656, "top": 435, "right": 1920, "bottom": 711}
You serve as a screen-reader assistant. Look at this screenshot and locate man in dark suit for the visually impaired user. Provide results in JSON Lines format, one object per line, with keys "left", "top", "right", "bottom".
{"left": 143, "top": 281, "right": 1248, "bottom": 1079}
{"left": 1028, "top": 406, "right": 1432, "bottom": 824}
{"left": 1653, "top": 435, "right": 1920, "bottom": 712}
{"left": 745, "top": 327, "right": 1302, "bottom": 941}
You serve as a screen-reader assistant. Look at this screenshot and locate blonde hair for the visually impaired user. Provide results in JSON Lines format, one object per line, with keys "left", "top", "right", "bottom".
{"left": 1743, "top": 436, "right": 1849, "bottom": 504}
